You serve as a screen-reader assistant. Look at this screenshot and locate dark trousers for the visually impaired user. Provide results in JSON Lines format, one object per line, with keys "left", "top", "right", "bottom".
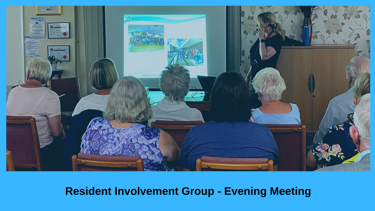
{"left": 41, "top": 138, "right": 63, "bottom": 169}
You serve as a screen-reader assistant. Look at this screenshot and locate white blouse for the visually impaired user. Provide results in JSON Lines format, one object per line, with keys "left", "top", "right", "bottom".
{"left": 72, "top": 94, "right": 109, "bottom": 116}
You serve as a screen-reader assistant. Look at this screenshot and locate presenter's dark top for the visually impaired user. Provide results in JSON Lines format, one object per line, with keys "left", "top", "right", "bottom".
{"left": 250, "top": 33, "right": 283, "bottom": 78}
{"left": 180, "top": 121, "right": 279, "bottom": 170}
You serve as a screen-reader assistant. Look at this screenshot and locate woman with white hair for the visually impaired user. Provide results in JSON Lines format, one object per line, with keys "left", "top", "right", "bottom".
{"left": 251, "top": 67, "right": 301, "bottom": 124}
{"left": 72, "top": 58, "right": 119, "bottom": 116}
{"left": 80, "top": 77, "right": 180, "bottom": 171}
{"left": 148, "top": 64, "right": 204, "bottom": 126}
{"left": 7, "top": 57, "right": 64, "bottom": 163}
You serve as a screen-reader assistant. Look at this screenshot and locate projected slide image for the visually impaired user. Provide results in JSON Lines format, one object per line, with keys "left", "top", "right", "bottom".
{"left": 167, "top": 38, "right": 204, "bottom": 66}
{"left": 128, "top": 25, "right": 165, "bottom": 52}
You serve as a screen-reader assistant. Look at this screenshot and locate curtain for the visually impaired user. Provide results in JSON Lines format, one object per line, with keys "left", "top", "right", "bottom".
{"left": 75, "top": 6, "right": 104, "bottom": 97}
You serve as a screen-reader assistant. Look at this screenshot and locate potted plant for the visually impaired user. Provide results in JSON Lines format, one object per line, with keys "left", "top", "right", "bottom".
{"left": 48, "top": 56, "right": 62, "bottom": 71}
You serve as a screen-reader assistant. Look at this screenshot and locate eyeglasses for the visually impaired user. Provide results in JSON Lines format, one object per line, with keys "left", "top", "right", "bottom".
{"left": 347, "top": 113, "right": 354, "bottom": 125}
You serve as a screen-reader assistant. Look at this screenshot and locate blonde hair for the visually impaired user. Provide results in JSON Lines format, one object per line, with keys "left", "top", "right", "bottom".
{"left": 89, "top": 58, "right": 119, "bottom": 90}
{"left": 353, "top": 72, "right": 370, "bottom": 100}
{"left": 258, "top": 12, "right": 285, "bottom": 41}
{"left": 104, "top": 77, "right": 152, "bottom": 123}
{"left": 26, "top": 57, "right": 52, "bottom": 84}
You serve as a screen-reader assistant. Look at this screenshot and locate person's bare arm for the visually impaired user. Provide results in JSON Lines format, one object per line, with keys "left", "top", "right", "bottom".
{"left": 48, "top": 115, "right": 65, "bottom": 138}
{"left": 159, "top": 130, "right": 180, "bottom": 167}
{"left": 259, "top": 44, "right": 276, "bottom": 60}
{"left": 245, "top": 66, "right": 252, "bottom": 87}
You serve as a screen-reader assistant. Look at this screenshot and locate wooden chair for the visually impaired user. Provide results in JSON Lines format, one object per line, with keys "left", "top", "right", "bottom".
{"left": 264, "top": 124, "right": 306, "bottom": 171}
{"left": 306, "top": 130, "right": 318, "bottom": 146}
{"left": 72, "top": 153, "right": 144, "bottom": 171}
{"left": 6, "top": 116, "right": 43, "bottom": 171}
{"left": 6, "top": 150, "right": 15, "bottom": 171}
{"left": 151, "top": 120, "right": 204, "bottom": 148}
{"left": 196, "top": 156, "right": 273, "bottom": 171}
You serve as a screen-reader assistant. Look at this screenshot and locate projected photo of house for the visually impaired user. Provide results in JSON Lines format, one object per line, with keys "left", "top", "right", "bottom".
{"left": 128, "top": 25, "right": 164, "bottom": 52}
{"left": 167, "top": 38, "right": 204, "bottom": 66}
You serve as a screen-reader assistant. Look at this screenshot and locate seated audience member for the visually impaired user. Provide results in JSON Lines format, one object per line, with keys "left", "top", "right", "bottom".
{"left": 72, "top": 58, "right": 119, "bottom": 116}
{"left": 6, "top": 57, "right": 64, "bottom": 164}
{"left": 313, "top": 56, "right": 370, "bottom": 144}
{"left": 316, "top": 93, "right": 370, "bottom": 171}
{"left": 307, "top": 73, "right": 370, "bottom": 169}
{"left": 251, "top": 68, "right": 301, "bottom": 124}
{"left": 80, "top": 77, "right": 180, "bottom": 171}
{"left": 180, "top": 72, "right": 279, "bottom": 171}
{"left": 148, "top": 64, "right": 204, "bottom": 126}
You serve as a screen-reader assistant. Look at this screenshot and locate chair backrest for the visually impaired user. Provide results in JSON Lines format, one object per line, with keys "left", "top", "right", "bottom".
{"left": 196, "top": 156, "right": 273, "bottom": 171}
{"left": 60, "top": 110, "right": 103, "bottom": 171}
{"left": 6, "top": 150, "right": 15, "bottom": 171}
{"left": 72, "top": 153, "right": 144, "bottom": 171}
{"left": 151, "top": 120, "right": 204, "bottom": 148}
{"left": 264, "top": 124, "right": 306, "bottom": 171}
{"left": 6, "top": 116, "right": 42, "bottom": 170}
{"left": 50, "top": 77, "right": 80, "bottom": 112}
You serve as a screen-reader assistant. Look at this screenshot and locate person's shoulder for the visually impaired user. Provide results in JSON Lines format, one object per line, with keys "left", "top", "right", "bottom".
{"left": 141, "top": 124, "right": 161, "bottom": 140}
{"left": 145, "top": 124, "right": 161, "bottom": 133}
{"left": 290, "top": 103, "right": 300, "bottom": 112}
{"left": 92, "top": 116, "right": 105, "bottom": 122}
{"left": 43, "top": 88, "right": 59, "bottom": 99}
{"left": 245, "top": 121, "right": 270, "bottom": 131}
{"left": 329, "top": 90, "right": 353, "bottom": 105}
{"left": 269, "top": 33, "right": 283, "bottom": 42}
{"left": 316, "top": 161, "right": 369, "bottom": 171}
{"left": 81, "top": 94, "right": 108, "bottom": 102}
{"left": 251, "top": 108, "right": 261, "bottom": 115}
{"left": 190, "top": 108, "right": 203, "bottom": 119}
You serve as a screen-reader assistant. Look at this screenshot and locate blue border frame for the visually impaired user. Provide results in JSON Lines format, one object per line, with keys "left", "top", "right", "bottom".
{"left": 3, "top": 2, "right": 374, "bottom": 210}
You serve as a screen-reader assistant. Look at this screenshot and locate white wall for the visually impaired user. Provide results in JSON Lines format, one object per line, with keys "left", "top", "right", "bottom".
{"left": 6, "top": 6, "right": 24, "bottom": 88}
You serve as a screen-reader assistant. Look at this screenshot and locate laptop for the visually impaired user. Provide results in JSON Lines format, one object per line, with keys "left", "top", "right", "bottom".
{"left": 197, "top": 75, "right": 216, "bottom": 101}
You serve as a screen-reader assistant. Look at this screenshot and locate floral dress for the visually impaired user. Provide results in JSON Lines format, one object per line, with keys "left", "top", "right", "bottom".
{"left": 80, "top": 117, "right": 173, "bottom": 171}
{"left": 312, "top": 116, "right": 358, "bottom": 169}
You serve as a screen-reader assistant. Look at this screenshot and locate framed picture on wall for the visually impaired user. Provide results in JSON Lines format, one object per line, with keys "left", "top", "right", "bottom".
{"left": 47, "top": 45, "right": 70, "bottom": 61}
{"left": 36, "top": 6, "right": 62, "bottom": 15}
{"left": 47, "top": 22, "right": 70, "bottom": 39}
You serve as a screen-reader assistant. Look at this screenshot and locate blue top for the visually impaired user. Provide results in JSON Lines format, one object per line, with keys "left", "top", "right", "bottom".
{"left": 80, "top": 117, "right": 173, "bottom": 171}
{"left": 180, "top": 121, "right": 279, "bottom": 170}
{"left": 251, "top": 103, "right": 301, "bottom": 124}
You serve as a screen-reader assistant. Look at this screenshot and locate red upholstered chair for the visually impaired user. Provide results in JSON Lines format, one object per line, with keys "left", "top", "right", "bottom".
{"left": 264, "top": 124, "right": 306, "bottom": 171}
{"left": 6, "top": 116, "right": 43, "bottom": 171}
{"left": 196, "top": 156, "right": 273, "bottom": 171}
{"left": 49, "top": 77, "right": 80, "bottom": 112}
{"left": 50, "top": 78, "right": 80, "bottom": 128}
{"left": 151, "top": 120, "right": 204, "bottom": 148}
{"left": 6, "top": 150, "right": 15, "bottom": 171}
{"left": 72, "top": 153, "right": 144, "bottom": 171}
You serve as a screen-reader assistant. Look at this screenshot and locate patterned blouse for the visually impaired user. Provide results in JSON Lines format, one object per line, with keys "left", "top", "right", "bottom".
{"left": 80, "top": 117, "right": 173, "bottom": 171}
{"left": 312, "top": 115, "right": 358, "bottom": 169}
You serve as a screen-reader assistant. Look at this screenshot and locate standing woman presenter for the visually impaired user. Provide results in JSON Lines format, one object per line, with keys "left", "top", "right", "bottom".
{"left": 246, "top": 12, "right": 285, "bottom": 85}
